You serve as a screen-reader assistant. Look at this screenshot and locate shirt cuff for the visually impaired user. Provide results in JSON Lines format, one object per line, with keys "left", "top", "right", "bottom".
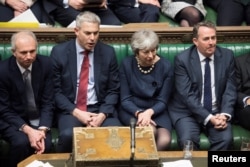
{"left": 63, "top": 0, "right": 69, "bottom": 8}
{"left": 243, "top": 96, "right": 250, "bottom": 107}
{"left": 220, "top": 113, "right": 231, "bottom": 121}
{"left": 204, "top": 114, "right": 213, "bottom": 125}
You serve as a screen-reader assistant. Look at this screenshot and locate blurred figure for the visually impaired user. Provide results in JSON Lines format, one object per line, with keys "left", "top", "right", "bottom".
{"left": 50, "top": 0, "right": 121, "bottom": 27}
{"left": 119, "top": 29, "right": 173, "bottom": 150}
{"left": 108, "top": 0, "right": 162, "bottom": 23}
{"left": 235, "top": 53, "right": 250, "bottom": 130}
{"left": 204, "top": 0, "right": 250, "bottom": 26}
{"left": 0, "top": 31, "right": 54, "bottom": 167}
{"left": 161, "top": 0, "right": 206, "bottom": 27}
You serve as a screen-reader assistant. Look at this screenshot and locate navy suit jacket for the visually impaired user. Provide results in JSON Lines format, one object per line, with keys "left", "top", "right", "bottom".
{"left": 235, "top": 54, "right": 250, "bottom": 109}
{"left": 168, "top": 45, "right": 237, "bottom": 125}
{"left": 0, "top": 55, "right": 54, "bottom": 130}
{"left": 51, "top": 39, "right": 120, "bottom": 116}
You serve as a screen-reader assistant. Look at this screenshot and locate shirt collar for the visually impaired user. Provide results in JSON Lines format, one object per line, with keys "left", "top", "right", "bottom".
{"left": 16, "top": 61, "right": 32, "bottom": 74}
{"left": 197, "top": 49, "right": 214, "bottom": 62}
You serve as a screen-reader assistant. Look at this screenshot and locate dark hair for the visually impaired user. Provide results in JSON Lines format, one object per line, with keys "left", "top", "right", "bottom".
{"left": 192, "top": 21, "right": 216, "bottom": 38}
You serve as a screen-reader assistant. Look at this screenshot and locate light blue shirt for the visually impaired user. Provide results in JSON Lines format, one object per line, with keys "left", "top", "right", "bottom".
{"left": 75, "top": 40, "right": 98, "bottom": 105}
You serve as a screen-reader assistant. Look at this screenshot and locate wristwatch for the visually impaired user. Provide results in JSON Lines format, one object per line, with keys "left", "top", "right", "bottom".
{"left": 38, "top": 127, "right": 50, "bottom": 133}
{"left": 135, "top": 109, "right": 144, "bottom": 118}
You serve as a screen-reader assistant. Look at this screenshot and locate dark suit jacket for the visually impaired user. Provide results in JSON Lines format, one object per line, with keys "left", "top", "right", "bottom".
{"left": 235, "top": 54, "right": 250, "bottom": 109}
{"left": 51, "top": 39, "right": 120, "bottom": 116}
{"left": 108, "top": 0, "right": 136, "bottom": 6}
{"left": 0, "top": 55, "right": 54, "bottom": 130}
{"left": 168, "top": 45, "right": 237, "bottom": 125}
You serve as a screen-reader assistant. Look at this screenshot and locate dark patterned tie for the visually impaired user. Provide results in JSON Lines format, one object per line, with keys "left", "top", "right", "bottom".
{"left": 76, "top": 51, "right": 89, "bottom": 111}
{"left": 203, "top": 58, "right": 212, "bottom": 112}
{"left": 23, "top": 69, "right": 37, "bottom": 113}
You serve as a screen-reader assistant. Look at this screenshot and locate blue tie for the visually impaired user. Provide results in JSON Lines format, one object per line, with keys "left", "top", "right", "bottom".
{"left": 203, "top": 58, "right": 212, "bottom": 112}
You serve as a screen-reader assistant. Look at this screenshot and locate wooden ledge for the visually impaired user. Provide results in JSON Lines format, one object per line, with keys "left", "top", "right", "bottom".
{"left": 1, "top": 24, "right": 250, "bottom": 44}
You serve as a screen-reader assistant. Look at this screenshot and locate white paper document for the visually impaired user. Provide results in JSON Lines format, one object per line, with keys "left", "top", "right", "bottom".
{"left": 9, "top": 9, "right": 39, "bottom": 23}
{"left": 25, "top": 160, "right": 53, "bottom": 167}
{"left": 162, "top": 159, "right": 193, "bottom": 167}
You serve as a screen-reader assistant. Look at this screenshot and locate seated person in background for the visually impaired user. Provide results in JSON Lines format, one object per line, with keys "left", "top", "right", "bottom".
{"left": 0, "top": 0, "right": 55, "bottom": 25}
{"left": 119, "top": 29, "right": 173, "bottom": 150}
{"left": 0, "top": 31, "right": 54, "bottom": 167}
{"left": 51, "top": 11, "right": 122, "bottom": 153}
{"left": 168, "top": 21, "right": 236, "bottom": 151}
{"left": 50, "top": 0, "right": 121, "bottom": 27}
{"left": 235, "top": 53, "right": 250, "bottom": 130}
{"left": 161, "top": 0, "right": 206, "bottom": 27}
{"left": 204, "top": 0, "right": 250, "bottom": 26}
{"left": 108, "top": 0, "right": 162, "bottom": 23}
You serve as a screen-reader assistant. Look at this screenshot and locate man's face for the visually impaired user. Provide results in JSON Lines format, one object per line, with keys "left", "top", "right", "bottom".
{"left": 13, "top": 35, "right": 37, "bottom": 69}
{"left": 193, "top": 26, "right": 217, "bottom": 57}
{"left": 74, "top": 22, "right": 99, "bottom": 51}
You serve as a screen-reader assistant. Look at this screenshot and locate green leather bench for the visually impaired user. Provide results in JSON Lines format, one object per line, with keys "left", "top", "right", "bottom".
{"left": 1, "top": 43, "right": 250, "bottom": 161}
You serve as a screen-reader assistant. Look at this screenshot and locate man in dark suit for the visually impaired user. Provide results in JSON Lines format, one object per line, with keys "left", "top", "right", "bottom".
{"left": 51, "top": 11, "right": 122, "bottom": 153}
{"left": 168, "top": 21, "right": 237, "bottom": 151}
{"left": 235, "top": 53, "right": 250, "bottom": 130}
{"left": 50, "top": 0, "right": 121, "bottom": 27}
{"left": 108, "top": 0, "right": 161, "bottom": 23}
{"left": 204, "top": 0, "right": 250, "bottom": 26}
{"left": 0, "top": 31, "right": 54, "bottom": 167}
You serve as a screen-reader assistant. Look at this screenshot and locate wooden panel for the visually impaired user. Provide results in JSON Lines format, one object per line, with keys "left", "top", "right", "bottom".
{"left": 1, "top": 24, "right": 250, "bottom": 44}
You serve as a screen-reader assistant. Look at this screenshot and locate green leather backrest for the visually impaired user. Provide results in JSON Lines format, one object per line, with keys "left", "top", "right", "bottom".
{"left": 1, "top": 43, "right": 250, "bottom": 64}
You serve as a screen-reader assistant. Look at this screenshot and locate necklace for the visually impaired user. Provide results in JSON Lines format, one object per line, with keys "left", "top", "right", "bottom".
{"left": 136, "top": 57, "right": 155, "bottom": 74}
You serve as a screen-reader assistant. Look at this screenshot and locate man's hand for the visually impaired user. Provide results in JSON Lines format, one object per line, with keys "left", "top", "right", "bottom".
{"left": 72, "top": 108, "right": 98, "bottom": 126}
{"left": 22, "top": 125, "right": 46, "bottom": 154}
{"left": 68, "top": 0, "right": 85, "bottom": 10}
{"left": 6, "top": 0, "right": 28, "bottom": 12}
{"left": 87, "top": 113, "right": 106, "bottom": 127}
{"left": 210, "top": 114, "right": 228, "bottom": 130}
{"left": 138, "top": 0, "right": 161, "bottom": 7}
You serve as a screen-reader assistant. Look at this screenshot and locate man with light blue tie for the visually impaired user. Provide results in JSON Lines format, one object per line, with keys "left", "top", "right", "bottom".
{"left": 168, "top": 21, "right": 237, "bottom": 151}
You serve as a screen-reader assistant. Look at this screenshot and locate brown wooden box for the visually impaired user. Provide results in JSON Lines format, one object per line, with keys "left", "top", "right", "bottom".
{"left": 73, "top": 127, "right": 159, "bottom": 167}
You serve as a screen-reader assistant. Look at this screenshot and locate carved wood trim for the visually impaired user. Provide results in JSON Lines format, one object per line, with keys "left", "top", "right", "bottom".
{"left": 0, "top": 25, "right": 250, "bottom": 44}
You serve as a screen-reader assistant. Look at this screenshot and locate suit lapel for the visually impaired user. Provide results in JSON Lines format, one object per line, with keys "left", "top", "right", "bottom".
{"left": 31, "top": 58, "right": 41, "bottom": 99}
{"left": 190, "top": 48, "right": 203, "bottom": 94}
{"left": 246, "top": 54, "right": 250, "bottom": 78}
{"left": 213, "top": 49, "right": 223, "bottom": 98}
{"left": 9, "top": 57, "right": 26, "bottom": 98}
{"left": 93, "top": 42, "right": 101, "bottom": 94}
{"left": 68, "top": 40, "right": 78, "bottom": 94}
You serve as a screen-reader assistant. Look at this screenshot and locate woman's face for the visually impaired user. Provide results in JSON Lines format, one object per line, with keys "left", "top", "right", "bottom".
{"left": 136, "top": 48, "right": 157, "bottom": 67}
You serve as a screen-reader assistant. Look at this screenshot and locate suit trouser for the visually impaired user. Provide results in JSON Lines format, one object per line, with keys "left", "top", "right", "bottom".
{"left": 174, "top": 116, "right": 233, "bottom": 151}
{"left": 236, "top": 106, "right": 250, "bottom": 131}
{"left": 204, "top": 0, "right": 250, "bottom": 26}
{"left": 1, "top": 124, "right": 52, "bottom": 167}
{"left": 109, "top": 3, "right": 160, "bottom": 23}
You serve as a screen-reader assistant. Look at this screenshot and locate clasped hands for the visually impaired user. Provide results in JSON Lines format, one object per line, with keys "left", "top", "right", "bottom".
{"left": 22, "top": 125, "right": 46, "bottom": 154}
{"left": 210, "top": 114, "right": 228, "bottom": 130}
{"left": 5, "top": 0, "right": 32, "bottom": 16}
{"left": 69, "top": 0, "right": 107, "bottom": 10}
{"left": 73, "top": 108, "right": 106, "bottom": 127}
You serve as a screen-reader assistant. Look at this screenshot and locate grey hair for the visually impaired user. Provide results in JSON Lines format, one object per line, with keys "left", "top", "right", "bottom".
{"left": 11, "top": 31, "right": 37, "bottom": 51}
{"left": 192, "top": 21, "right": 216, "bottom": 38}
{"left": 75, "top": 11, "right": 101, "bottom": 28}
{"left": 130, "top": 29, "right": 159, "bottom": 54}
